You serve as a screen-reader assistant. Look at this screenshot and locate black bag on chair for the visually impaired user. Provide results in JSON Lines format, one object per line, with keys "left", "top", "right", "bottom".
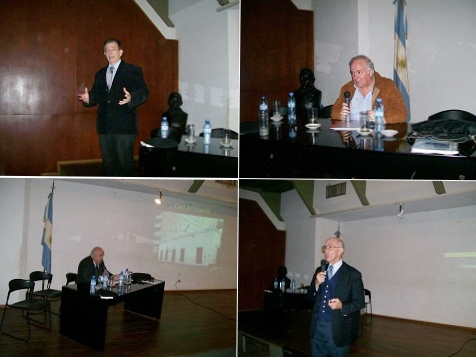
{"left": 408, "top": 118, "right": 476, "bottom": 144}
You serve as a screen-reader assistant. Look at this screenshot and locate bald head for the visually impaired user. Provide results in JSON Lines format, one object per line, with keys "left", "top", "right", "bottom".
{"left": 90, "top": 247, "right": 105, "bottom": 265}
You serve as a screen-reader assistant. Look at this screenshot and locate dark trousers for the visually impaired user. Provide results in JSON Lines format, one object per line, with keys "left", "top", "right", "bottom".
{"left": 310, "top": 319, "right": 349, "bottom": 357}
{"left": 99, "top": 134, "right": 136, "bottom": 177}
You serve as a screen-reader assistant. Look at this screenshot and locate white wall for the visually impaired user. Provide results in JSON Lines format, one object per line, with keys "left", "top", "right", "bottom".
{"left": 170, "top": 0, "right": 239, "bottom": 133}
{"left": 0, "top": 178, "right": 237, "bottom": 303}
{"left": 280, "top": 183, "right": 476, "bottom": 328}
{"left": 313, "top": 0, "right": 476, "bottom": 122}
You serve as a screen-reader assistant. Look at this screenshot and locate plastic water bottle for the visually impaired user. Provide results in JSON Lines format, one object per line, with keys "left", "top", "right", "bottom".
{"left": 102, "top": 271, "right": 109, "bottom": 289}
{"left": 161, "top": 117, "right": 169, "bottom": 138}
{"left": 203, "top": 119, "right": 212, "bottom": 145}
{"left": 280, "top": 278, "right": 286, "bottom": 293}
{"left": 90, "top": 275, "right": 96, "bottom": 294}
{"left": 124, "top": 268, "right": 129, "bottom": 284}
{"left": 287, "top": 92, "right": 296, "bottom": 126}
{"left": 119, "top": 271, "right": 124, "bottom": 287}
{"left": 291, "top": 279, "right": 296, "bottom": 293}
{"left": 273, "top": 278, "right": 278, "bottom": 290}
{"left": 374, "top": 98, "right": 386, "bottom": 133}
{"left": 259, "top": 95, "right": 269, "bottom": 138}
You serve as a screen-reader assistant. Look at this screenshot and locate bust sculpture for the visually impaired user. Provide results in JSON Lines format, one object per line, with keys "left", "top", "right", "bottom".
{"left": 294, "top": 68, "right": 322, "bottom": 123}
{"left": 162, "top": 92, "right": 188, "bottom": 131}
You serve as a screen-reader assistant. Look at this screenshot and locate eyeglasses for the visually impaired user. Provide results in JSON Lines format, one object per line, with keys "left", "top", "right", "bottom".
{"left": 321, "top": 245, "right": 343, "bottom": 253}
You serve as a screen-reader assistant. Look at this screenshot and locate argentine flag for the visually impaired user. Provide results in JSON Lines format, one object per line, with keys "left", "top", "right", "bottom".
{"left": 41, "top": 191, "right": 53, "bottom": 273}
{"left": 394, "top": 0, "right": 411, "bottom": 122}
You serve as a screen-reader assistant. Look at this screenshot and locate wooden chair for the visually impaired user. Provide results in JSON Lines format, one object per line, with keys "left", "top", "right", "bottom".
{"left": 0, "top": 279, "right": 51, "bottom": 341}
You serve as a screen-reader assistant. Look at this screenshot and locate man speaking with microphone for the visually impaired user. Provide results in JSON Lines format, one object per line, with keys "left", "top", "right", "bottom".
{"left": 308, "top": 237, "right": 365, "bottom": 357}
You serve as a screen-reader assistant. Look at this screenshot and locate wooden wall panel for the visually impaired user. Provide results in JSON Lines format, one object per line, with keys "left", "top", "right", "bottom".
{"left": 0, "top": 0, "right": 178, "bottom": 175}
{"left": 240, "top": 0, "right": 314, "bottom": 122}
{"left": 239, "top": 198, "right": 286, "bottom": 311}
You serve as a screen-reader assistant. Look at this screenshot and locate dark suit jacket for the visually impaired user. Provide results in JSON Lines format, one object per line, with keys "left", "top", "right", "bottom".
{"left": 84, "top": 60, "right": 149, "bottom": 135}
{"left": 307, "top": 261, "right": 365, "bottom": 347}
{"left": 77, "top": 256, "right": 109, "bottom": 284}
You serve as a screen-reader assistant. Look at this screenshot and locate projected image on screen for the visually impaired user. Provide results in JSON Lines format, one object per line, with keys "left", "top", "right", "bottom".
{"left": 155, "top": 211, "right": 224, "bottom": 266}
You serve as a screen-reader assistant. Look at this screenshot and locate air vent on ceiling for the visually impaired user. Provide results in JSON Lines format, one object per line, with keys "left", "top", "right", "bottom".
{"left": 326, "top": 182, "right": 346, "bottom": 198}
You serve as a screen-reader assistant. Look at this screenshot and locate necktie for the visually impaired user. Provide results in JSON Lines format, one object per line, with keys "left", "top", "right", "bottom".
{"left": 94, "top": 263, "right": 99, "bottom": 277}
{"left": 328, "top": 265, "right": 333, "bottom": 280}
{"left": 107, "top": 66, "right": 114, "bottom": 89}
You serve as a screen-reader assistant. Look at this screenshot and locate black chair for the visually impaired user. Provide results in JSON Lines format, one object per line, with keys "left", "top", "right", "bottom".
{"left": 66, "top": 272, "right": 77, "bottom": 285}
{"left": 428, "top": 109, "right": 476, "bottom": 123}
{"left": 364, "top": 288, "right": 372, "bottom": 325}
{"left": 0, "top": 279, "right": 51, "bottom": 341}
{"left": 318, "top": 105, "right": 333, "bottom": 118}
{"left": 29, "top": 271, "right": 62, "bottom": 315}
{"left": 199, "top": 128, "right": 239, "bottom": 139}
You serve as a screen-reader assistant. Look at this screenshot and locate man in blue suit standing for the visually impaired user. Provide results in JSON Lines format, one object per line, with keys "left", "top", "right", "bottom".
{"left": 78, "top": 38, "right": 149, "bottom": 176}
{"left": 308, "top": 237, "right": 365, "bottom": 357}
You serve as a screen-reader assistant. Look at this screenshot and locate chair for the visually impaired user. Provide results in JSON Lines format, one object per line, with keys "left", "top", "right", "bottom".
{"left": 0, "top": 279, "right": 51, "bottom": 341}
{"left": 199, "top": 128, "right": 239, "bottom": 139}
{"left": 428, "top": 109, "right": 476, "bottom": 123}
{"left": 29, "top": 271, "right": 62, "bottom": 315}
{"left": 364, "top": 288, "right": 372, "bottom": 325}
{"left": 318, "top": 105, "right": 333, "bottom": 118}
{"left": 66, "top": 272, "right": 77, "bottom": 285}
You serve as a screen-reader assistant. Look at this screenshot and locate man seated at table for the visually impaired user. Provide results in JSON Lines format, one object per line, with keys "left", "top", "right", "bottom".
{"left": 331, "top": 55, "right": 407, "bottom": 123}
{"left": 77, "top": 246, "right": 117, "bottom": 284}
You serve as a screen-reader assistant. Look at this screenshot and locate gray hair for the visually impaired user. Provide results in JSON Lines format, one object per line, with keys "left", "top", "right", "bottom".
{"left": 349, "top": 55, "right": 374, "bottom": 71}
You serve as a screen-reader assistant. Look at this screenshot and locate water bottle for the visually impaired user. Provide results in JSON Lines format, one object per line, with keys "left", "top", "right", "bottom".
{"left": 259, "top": 95, "right": 269, "bottom": 138}
{"left": 287, "top": 92, "right": 296, "bottom": 126}
{"left": 374, "top": 98, "right": 386, "bottom": 134}
{"left": 161, "top": 117, "right": 169, "bottom": 138}
{"left": 291, "top": 279, "right": 296, "bottom": 293}
{"left": 280, "top": 278, "right": 286, "bottom": 293}
{"left": 125, "top": 268, "right": 129, "bottom": 284}
{"left": 119, "top": 271, "right": 124, "bottom": 287}
{"left": 90, "top": 275, "right": 96, "bottom": 294}
{"left": 273, "top": 278, "right": 278, "bottom": 290}
{"left": 102, "top": 271, "right": 109, "bottom": 289}
{"left": 203, "top": 119, "right": 212, "bottom": 145}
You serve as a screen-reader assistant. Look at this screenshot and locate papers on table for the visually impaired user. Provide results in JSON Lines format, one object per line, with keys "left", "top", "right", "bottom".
{"left": 411, "top": 138, "right": 459, "bottom": 155}
{"left": 330, "top": 120, "right": 361, "bottom": 131}
{"left": 140, "top": 141, "right": 154, "bottom": 147}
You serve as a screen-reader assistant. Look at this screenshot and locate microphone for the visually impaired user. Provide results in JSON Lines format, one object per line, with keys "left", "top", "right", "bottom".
{"left": 344, "top": 91, "right": 351, "bottom": 122}
{"left": 320, "top": 259, "right": 327, "bottom": 273}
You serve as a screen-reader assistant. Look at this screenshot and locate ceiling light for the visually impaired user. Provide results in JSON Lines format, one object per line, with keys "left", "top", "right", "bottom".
{"left": 397, "top": 203, "right": 404, "bottom": 218}
{"left": 155, "top": 190, "right": 163, "bottom": 205}
{"left": 334, "top": 222, "right": 341, "bottom": 238}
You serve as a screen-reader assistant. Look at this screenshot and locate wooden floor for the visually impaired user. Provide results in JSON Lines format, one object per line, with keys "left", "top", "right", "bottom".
{"left": 0, "top": 290, "right": 237, "bottom": 357}
{"left": 238, "top": 309, "right": 476, "bottom": 357}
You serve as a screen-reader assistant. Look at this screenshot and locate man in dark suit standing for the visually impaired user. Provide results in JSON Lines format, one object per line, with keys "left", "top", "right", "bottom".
{"left": 308, "top": 237, "right": 365, "bottom": 357}
{"left": 78, "top": 38, "right": 149, "bottom": 176}
{"left": 77, "top": 247, "right": 113, "bottom": 284}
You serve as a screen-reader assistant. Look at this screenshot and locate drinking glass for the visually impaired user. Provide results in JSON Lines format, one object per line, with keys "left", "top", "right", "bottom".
{"left": 359, "top": 111, "right": 370, "bottom": 132}
{"left": 187, "top": 124, "right": 195, "bottom": 141}
{"left": 222, "top": 129, "right": 231, "bottom": 145}
{"left": 307, "top": 108, "right": 318, "bottom": 123}
{"left": 273, "top": 100, "right": 281, "bottom": 117}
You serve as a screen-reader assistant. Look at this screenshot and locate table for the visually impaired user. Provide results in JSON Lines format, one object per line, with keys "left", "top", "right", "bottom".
{"left": 240, "top": 118, "right": 476, "bottom": 179}
{"left": 263, "top": 289, "right": 313, "bottom": 314}
{"left": 139, "top": 135, "right": 238, "bottom": 177}
{"left": 60, "top": 281, "right": 165, "bottom": 351}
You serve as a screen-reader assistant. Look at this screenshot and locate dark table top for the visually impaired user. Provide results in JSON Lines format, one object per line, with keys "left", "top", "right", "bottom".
{"left": 240, "top": 118, "right": 476, "bottom": 179}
